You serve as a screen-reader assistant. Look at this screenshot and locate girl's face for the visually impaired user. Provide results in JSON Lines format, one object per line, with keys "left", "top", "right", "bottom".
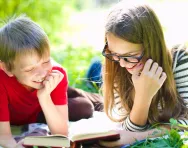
{"left": 106, "top": 33, "right": 145, "bottom": 75}
{"left": 10, "top": 51, "right": 52, "bottom": 91}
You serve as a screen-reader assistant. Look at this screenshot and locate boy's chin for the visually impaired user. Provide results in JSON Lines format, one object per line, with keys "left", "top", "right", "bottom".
{"left": 24, "top": 84, "right": 43, "bottom": 91}
{"left": 34, "top": 85, "right": 44, "bottom": 90}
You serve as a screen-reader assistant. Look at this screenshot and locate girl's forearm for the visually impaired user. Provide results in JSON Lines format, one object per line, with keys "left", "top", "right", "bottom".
{"left": 129, "top": 95, "right": 152, "bottom": 126}
{"left": 39, "top": 96, "right": 68, "bottom": 136}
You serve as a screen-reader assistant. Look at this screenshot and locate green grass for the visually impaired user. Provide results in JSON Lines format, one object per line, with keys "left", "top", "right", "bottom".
{"left": 128, "top": 119, "right": 188, "bottom": 148}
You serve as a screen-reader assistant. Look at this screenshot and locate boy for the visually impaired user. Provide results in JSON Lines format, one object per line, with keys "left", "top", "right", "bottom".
{"left": 0, "top": 15, "right": 69, "bottom": 147}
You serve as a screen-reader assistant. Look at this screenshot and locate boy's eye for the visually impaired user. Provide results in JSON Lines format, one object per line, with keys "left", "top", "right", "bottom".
{"left": 25, "top": 68, "right": 34, "bottom": 72}
{"left": 43, "top": 60, "right": 50, "bottom": 64}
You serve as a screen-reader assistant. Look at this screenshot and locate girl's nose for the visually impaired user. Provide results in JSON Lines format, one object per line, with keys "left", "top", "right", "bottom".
{"left": 119, "top": 59, "right": 135, "bottom": 68}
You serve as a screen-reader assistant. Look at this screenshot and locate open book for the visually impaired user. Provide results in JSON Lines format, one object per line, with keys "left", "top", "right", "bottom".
{"left": 23, "top": 112, "right": 121, "bottom": 147}
{"left": 23, "top": 130, "right": 119, "bottom": 147}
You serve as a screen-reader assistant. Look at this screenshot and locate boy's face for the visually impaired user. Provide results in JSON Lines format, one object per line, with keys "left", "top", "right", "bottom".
{"left": 10, "top": 51, "right": 52, "bottom": 91}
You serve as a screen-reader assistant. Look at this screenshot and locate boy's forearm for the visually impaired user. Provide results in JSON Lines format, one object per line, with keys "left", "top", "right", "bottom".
{"left": 39, "top": 95, "right": 68, "bottom": 136}
{"left": 130, "top": 95, "right": 151, "bottom": 126}
{"left": 0, "top": 135, "right": 17, "bottom": 148}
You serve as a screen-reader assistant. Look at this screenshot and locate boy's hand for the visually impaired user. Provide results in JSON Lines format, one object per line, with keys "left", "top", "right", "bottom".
{"left": 132, "top": 59, "right": 167, "bottom": 103}
{"left": 37, "top": 70, "right": 64, "bottom": 100}
{"left": 15, "top": 139, "right": 25, "bottom": 148}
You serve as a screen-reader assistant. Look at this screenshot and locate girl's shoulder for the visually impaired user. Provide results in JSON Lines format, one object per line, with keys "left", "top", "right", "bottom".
{"left": 171, "top": 44, "right": 187, "bottom": 58}
{"left": 171, "top": 44, "right": 188, "bottom": 72}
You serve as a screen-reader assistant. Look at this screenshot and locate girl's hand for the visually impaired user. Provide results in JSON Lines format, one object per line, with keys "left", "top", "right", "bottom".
{"left": 99, "top": 129, "right": 160, "bottom": 147}
{"left": 99, "top": 130, "right": 131, "bottom": 147}
{"left": 37, "top": 70, "right": 64, "bottom": 100}
{"left": 132, "top": 59, "right": 167, "bottom": 102}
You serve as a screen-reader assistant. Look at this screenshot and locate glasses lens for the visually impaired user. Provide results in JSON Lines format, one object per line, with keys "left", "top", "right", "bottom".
{"left": 112, "top": 55, "right": 119, "bottom": 61}
{"left": 125, "top": 57, "right": 139, "bottom": 63}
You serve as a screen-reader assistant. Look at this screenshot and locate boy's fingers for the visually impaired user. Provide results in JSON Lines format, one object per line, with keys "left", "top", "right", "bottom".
{"left": 49, "top": 70, "right": 64, "bottom": 80}
{"left": 45, "top": 75, "right": 54, "bottom": 81}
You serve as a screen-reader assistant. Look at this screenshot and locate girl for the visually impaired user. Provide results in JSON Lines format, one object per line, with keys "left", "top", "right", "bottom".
{"left": 102, "top": 0, "right": 188, "bottom": 134}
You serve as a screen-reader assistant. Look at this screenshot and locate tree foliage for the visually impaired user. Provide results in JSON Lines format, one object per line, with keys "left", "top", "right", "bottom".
{"left": 0, "top": 0, "right": 79, "bottom": 41}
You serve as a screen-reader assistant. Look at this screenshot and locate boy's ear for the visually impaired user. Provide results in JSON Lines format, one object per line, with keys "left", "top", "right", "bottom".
{"left": 0, "top": 61, "right": 14, "bottom": 77}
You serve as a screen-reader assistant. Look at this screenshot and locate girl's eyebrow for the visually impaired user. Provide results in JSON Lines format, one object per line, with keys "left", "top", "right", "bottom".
{"left": 107, "top": 44, "right": 142, "bottom": 55}
{"left": 110, "top": 49, "right": 141, "bottom": 56}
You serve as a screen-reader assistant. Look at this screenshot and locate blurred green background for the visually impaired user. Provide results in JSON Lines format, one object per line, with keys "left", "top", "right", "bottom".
{"left": 0, "top": 0, "right": 187, "bottom": 92}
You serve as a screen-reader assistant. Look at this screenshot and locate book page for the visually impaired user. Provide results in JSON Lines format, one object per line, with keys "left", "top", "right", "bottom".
{"left": 69, "top": 111, "right": 120, "bottom": 138}
{"left": 25, "top": 134, "right": 68, "bottom": 139}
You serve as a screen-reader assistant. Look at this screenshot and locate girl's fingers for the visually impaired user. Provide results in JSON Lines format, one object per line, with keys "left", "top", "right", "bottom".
{"left": 150, "top": 62, "right": 158, "bottom": 75}
{"left": 155, "top": 67, "right": 163, "bottom": 79}
{"left": 159, "top": 72, "right": 167, "bottom": 85}
{"left": 142, "top": 59, "right": 153, "bottom": 73}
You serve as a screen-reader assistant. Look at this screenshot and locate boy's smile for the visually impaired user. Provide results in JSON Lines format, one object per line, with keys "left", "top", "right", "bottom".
{"left": 10, "top": 51, "right": 52, "bottom": 91}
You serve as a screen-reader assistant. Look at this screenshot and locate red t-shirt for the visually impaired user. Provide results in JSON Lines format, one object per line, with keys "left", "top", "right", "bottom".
{"left": 0, "top": 66, "right": 68, "bottom": 125}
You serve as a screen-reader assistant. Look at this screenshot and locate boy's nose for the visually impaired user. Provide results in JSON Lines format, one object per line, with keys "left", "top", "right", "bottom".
{"left": 36, "top": 69, "right": 48, "bottom": 79}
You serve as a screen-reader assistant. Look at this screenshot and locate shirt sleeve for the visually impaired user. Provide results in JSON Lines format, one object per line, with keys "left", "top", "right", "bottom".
{"left": 177, "top": 119, "right": 188, "bottom": 126}
{"left": 0, "top": 84, "right": 10, "bottom": 121}
{"left": 173, "top": 48, "right": 188, "bottom": 126}
{"left": 173, "top": 48, "right": 188, "bottom": 105}
{"left": 122, "top": 116, "right": 150, "bottom": 132}
{"left": 50, "top": 66, "right": 68, "bottom": 105}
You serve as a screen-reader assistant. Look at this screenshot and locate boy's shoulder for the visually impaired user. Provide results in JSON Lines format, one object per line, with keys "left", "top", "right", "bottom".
{"left": 51, "top": 58, "right": 67, "bottom": 74}
{"left": 0, "top": 69, "right": 9, "bottom": 79}
{"left": 52, "top": 65, "right": 67, "bottom": 75}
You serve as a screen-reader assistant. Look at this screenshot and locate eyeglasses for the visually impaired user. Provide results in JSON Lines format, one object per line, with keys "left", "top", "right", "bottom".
{"left": 102, "top": 42, "right": 144, "bottom": 63}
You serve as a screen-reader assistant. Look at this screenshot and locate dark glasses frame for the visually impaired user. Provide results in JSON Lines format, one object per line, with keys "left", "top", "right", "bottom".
{"left": 102, "top": 42, "right": 144, "bottom": 63}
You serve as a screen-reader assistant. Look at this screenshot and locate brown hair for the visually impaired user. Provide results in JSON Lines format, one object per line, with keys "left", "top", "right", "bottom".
{"left": 103, "top": 2, "right": 187, "bottom": 124}
{"left": 0, "top": 15, "right": 50, "bottom": 71}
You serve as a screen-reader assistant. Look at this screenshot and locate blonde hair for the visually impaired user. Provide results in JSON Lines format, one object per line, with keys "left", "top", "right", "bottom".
{"left": 0, "top": 15, "right": 50, "bottom": 71}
